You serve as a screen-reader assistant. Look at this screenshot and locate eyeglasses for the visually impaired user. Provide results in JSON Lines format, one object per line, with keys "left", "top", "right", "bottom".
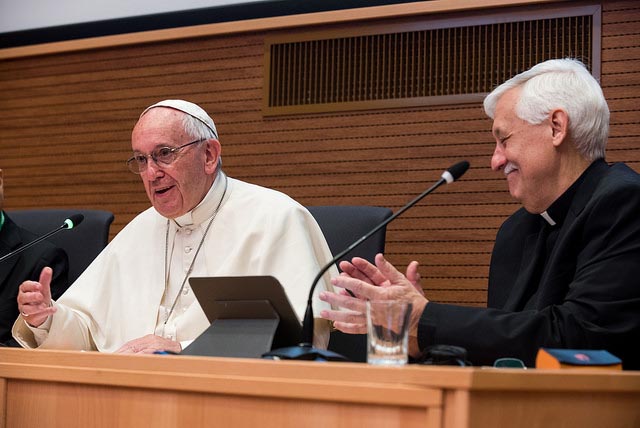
{"left": 126, "top": 138, "right": 205, "bottom": 174}
{"left": 493, "top": 357, "right": 527, "bottom": 369}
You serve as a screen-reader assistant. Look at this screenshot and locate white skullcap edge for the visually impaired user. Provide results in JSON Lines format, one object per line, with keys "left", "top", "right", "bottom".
{"left": 141, "top": 99, "right": 218, "bottom": 139}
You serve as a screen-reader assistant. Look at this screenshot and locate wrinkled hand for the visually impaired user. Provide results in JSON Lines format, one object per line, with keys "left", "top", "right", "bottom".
{"left": 338, "top": 257, "right": 424, "bottom": 295}
{"left": 17, "top": 267, "right": 57, "bottom": 327}
{"left": 115, "top": 334, "right": 181, "bottom": 354}
{"left": 320, "top": 254, "right": 428, "bottom": 356}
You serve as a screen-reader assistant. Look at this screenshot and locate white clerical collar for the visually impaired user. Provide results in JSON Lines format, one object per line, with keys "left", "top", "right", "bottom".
{"left": 540, "top": 210, "right": 557, "bottom": 226}
{"left": 173, "top": 169, "right": 228, "bottom": 227}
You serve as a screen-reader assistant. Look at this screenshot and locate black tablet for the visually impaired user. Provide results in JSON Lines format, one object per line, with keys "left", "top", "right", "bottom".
{"left": 186, "top": 276, "right": 302, "bottom": 354}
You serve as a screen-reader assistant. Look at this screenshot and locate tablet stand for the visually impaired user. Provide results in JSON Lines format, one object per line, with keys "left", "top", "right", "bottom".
{"left": 182, "top": 299, "right": 283, "bottom": 358}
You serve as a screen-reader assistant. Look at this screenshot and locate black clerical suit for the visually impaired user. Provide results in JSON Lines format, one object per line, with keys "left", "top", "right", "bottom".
{"left": 0, "top": 212, "right": 69, "bottom": 345}
{"left": 418, "top": 160, "right": 640, "bottom": 369}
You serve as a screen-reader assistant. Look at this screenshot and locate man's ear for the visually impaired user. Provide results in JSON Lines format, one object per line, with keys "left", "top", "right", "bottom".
{"left": 550, "top": 109, "right": 569, "bottom": 148}
{"left": 204, "top": 138, "right": 222, "bottom": 174}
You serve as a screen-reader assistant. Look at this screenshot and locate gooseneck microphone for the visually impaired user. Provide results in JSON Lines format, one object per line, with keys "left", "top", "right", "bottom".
{"left": 0, "top": 214, "right": 84, "bottom": 263}
{"left": 263, "top": 160, "right": 470, "bottom": 361}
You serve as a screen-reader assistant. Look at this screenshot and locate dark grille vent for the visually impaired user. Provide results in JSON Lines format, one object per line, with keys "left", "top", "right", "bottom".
{"left": 266, "top": 15, "right": 593, "bottom": 114}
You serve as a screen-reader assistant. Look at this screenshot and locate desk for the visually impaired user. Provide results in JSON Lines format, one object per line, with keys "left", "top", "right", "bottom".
{"left": 1, "top": 348, "right": 639, "bottom": 428}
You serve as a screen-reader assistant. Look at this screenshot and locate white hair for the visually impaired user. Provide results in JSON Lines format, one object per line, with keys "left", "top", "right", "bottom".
{"left": 182, "top": 114, "right": 217, "bottom": 141}
{"left": 483, "top": 58, "right": 609, "bottom": 161}
{"left": 181, "top": 112, "right": 222, "bottom": 168}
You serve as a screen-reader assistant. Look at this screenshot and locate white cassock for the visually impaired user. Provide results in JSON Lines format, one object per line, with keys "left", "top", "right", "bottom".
{"left": 13, "top": 170, "right": 337, "bottom": 351}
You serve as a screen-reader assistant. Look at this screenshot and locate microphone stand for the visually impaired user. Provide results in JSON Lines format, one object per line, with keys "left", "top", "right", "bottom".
{"left": 263, "top": 161, "right": 470, "bottom": 361}
{"left": 0, "top": 214, "right": 84, "bottom": 263}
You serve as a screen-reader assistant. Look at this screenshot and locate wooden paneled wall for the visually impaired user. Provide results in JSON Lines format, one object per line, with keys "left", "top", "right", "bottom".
{"left": 0, "top": 0, "right": 638, "bottom": 307}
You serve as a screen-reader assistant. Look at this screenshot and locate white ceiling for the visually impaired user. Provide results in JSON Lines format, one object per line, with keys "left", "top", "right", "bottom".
{"left": 0, "top": 0, "right": 270, "bottom": 33}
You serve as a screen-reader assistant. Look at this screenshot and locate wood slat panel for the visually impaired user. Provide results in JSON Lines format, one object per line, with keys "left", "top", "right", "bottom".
{"left": 601, "top": 47, "right": 640, "bottom": 63}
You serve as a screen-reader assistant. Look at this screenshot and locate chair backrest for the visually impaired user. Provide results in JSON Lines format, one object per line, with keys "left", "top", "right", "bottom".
{"left": 8, "top": 209, "right": 114, "bottom": 284}
{"left": 306, "top": 205, "right": 392, "bottom": 265}
{"left": 306, "top": 205, "right": 392, "bottom": 362}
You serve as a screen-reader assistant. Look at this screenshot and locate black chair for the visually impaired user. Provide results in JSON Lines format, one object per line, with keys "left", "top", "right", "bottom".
{"left": 8, "top": 209, "right": 114, "bottom": 284}
{"left": 306, "top": 205, "right": 392, "bottom": 362}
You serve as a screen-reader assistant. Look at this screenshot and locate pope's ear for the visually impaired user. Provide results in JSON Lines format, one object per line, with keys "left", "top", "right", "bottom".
{"left": 550, "top": 109, "right": 569, "bottom": 147}
{"left": 204, "top": 138, "right": 222, "bottom": 173}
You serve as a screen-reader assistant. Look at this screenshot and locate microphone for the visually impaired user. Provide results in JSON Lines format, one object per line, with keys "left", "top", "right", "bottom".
{"left": 263, "top": 160, "right": 470, "bottom": 361}
{"left": 0, "top": 214, "right": 84, "bottom": 263}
